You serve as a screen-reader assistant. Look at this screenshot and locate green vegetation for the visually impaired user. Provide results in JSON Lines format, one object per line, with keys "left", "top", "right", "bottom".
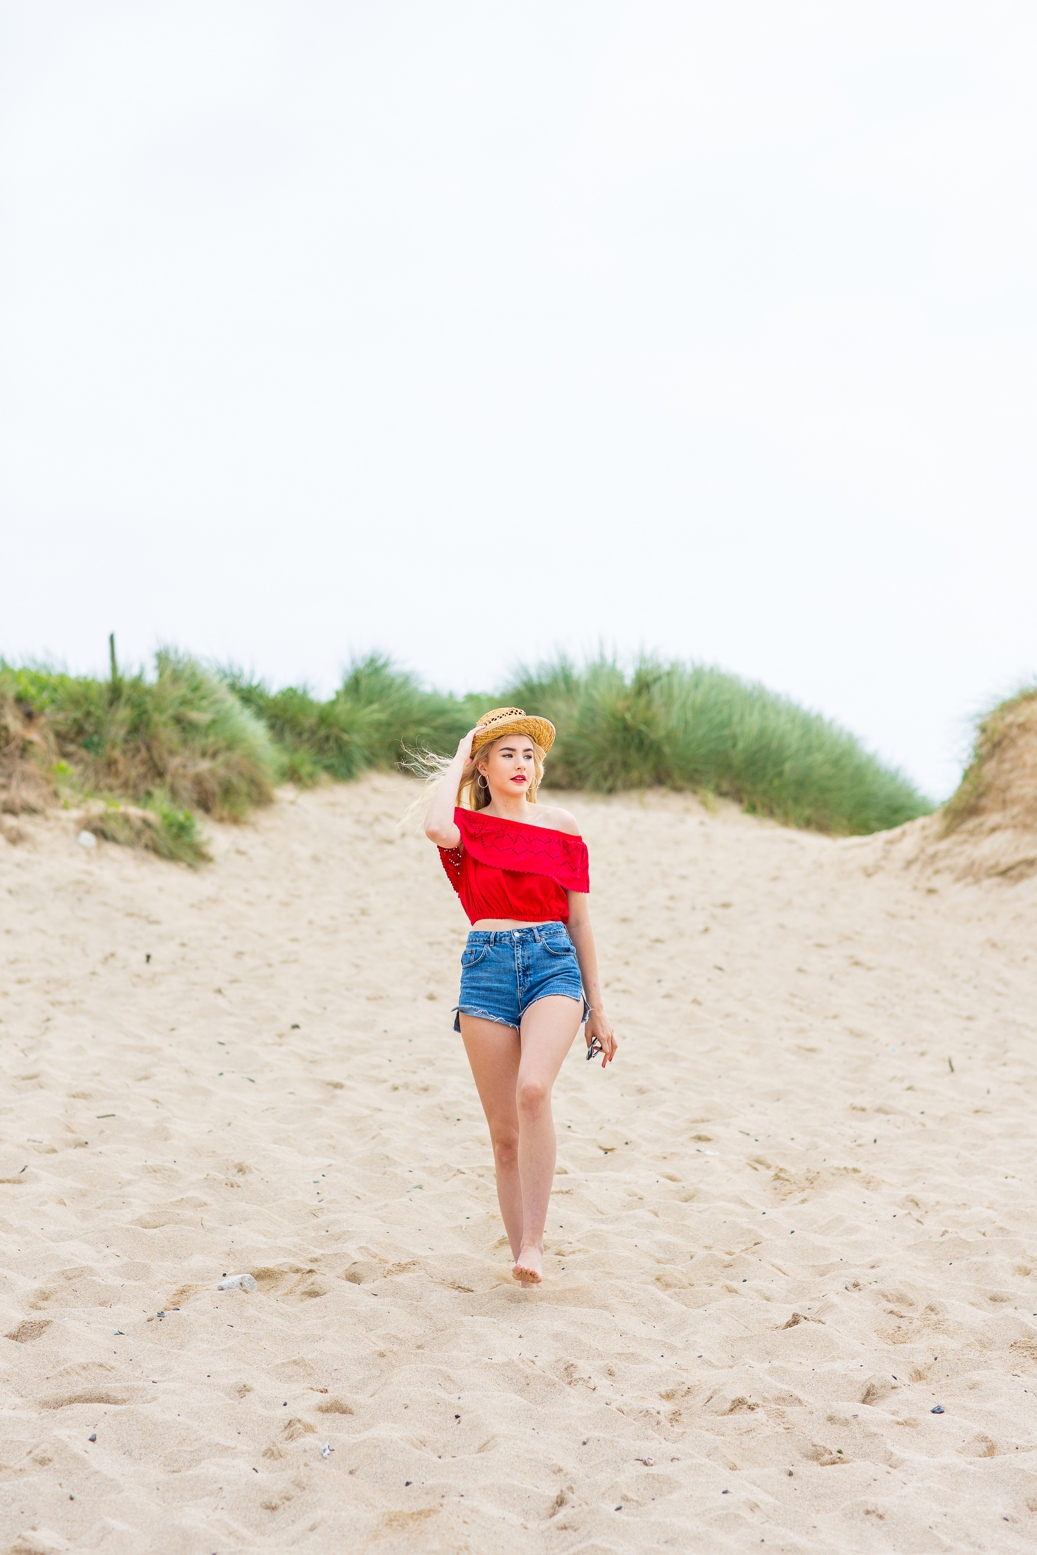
{"left": 507, "top": 656, "right": 931, "bottom": 835}
{"left": 77, "top": 799, "right": 210, "bottom": 864}
{"left": 226, "top": 656, "right": 478, "bottom": 786}
{"left": 0, "top": 649, "right": 277, "bottom": 863}
{"left": 0, "top": 644, "right": 932, "bottom": 861}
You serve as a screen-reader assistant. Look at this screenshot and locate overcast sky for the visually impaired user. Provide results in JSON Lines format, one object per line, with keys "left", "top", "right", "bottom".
{"left": 2, "top": 1, "right": 1035, "bottom": 798}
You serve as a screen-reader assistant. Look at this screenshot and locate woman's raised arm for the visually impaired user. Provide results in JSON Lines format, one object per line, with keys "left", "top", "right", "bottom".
{"left": 424, "top": 728, "right": 477, "bottom": 848}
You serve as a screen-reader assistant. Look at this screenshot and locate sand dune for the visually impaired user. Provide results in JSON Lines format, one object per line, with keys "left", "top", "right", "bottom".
{"left": 2, "top": 774, "right": 1037, "bottom": 1553}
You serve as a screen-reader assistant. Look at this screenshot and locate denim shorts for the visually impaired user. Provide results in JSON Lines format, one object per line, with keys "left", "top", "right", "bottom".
{"left": 453, "top": 922, "right": 588, "bottom": 1032}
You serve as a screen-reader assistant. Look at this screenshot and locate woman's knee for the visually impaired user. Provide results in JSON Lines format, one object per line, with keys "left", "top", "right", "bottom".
{"left": 516, "top": 1075, "right": 550, "bottom": 1115}
{"left": 490, "top": 1128, "right": 519, "bottom": 1169}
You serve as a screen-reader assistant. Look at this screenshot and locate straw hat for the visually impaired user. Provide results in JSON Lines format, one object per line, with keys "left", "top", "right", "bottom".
{"left": 471, "top": 706, "right": 556, "bottom": 757}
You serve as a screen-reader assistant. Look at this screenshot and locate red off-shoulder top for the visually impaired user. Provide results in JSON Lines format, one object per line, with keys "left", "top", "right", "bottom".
{"left": 439, "top": 807, "right": 590, "bottom": 925}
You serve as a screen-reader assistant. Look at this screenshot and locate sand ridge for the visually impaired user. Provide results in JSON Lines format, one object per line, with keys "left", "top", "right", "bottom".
{"left": 2, "top": 774, "right": 1037, "bottom": 1552}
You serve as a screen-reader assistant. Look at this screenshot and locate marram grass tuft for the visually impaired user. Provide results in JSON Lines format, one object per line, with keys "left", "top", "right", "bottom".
{"left": 1, "top": 651, "right": 277, "bottom": 861}
{"left": 506, "top": 655, "right": 932, "bottom": 835}
{"left": 941, "top": 684, "right": 1037, "bottom": 838}
{"left": 78, "top": 799, "right": 211, "bottom": 865}
{"left": 225, "top": 654, "right": 479, "bottom": 785}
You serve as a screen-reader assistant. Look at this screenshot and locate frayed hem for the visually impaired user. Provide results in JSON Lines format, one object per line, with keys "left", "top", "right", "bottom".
{"left": 452, "top": 1005, "right": 519, "bottom": 1033}
{"left": 517, "top": 991, "right": 587, "bottom": 1024}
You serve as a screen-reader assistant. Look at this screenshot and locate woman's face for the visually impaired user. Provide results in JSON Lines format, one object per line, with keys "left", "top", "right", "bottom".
{"left": 478, "top": 734, "right": 536, "bottom": 797}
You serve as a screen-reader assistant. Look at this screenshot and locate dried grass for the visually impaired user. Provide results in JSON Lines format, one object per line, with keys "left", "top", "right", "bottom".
{"left": 854, "top": 687, "right": 1037, "bottom": 883}
{"left": 933, "top": 687, "right": 1037, "bottom": 879}
{"left": 0, "top": 685, "right": 55, "bottom": 815}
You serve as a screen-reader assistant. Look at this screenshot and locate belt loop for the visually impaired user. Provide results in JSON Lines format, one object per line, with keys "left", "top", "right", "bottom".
{"left": 533, "top": 925, "right": 542, "bottom": 942}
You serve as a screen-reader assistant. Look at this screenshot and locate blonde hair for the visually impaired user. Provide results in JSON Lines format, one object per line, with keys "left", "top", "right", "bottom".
{"left": 402, "top": 734, "right": 547, "bottom": 828}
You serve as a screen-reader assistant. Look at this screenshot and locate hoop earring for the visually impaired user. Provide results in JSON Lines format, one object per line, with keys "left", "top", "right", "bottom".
{"left": 476, "top": 773, "right": 489, "bottom": 789}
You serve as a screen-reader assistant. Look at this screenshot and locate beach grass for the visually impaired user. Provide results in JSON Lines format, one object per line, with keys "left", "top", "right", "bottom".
{"left": 940, "top": 684, "right": 1037, "bottom": 836}
{"left": 1, "top": 645, "right": 932, "bottom": 857}
{"left": 77, "top": 799, "right": 211, "bottom": 865}
{"left": 0, "top": 650, "right": 277, "bottom": 862}
{"left": 225, "top": 655, "right": 479, "bottom": 786}
{"left": 507, "top": 655, "right": 932, "bottom": 835}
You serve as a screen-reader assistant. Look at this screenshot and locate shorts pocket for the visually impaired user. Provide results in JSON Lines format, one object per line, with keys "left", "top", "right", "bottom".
{"left": 541, "top": 936, "right": 575, "bottom": 958}
{"left": 461, "top": 942, "right": 491, "bottom": 968}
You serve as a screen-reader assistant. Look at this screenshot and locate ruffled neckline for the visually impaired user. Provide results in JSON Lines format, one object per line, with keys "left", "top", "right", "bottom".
{"left": 458, "top": 807, "right": 582, "bottom": 841}
{"left": 442, "top": 805, "right": 590, "bottom": 897}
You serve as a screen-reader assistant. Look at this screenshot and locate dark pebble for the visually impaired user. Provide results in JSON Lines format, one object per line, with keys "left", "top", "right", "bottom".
{"left": 932, "top": 1405, "right": 945, "bottom": 1414}
{"left": 88, "top": 1434, "right": 96, "bottom": 1442}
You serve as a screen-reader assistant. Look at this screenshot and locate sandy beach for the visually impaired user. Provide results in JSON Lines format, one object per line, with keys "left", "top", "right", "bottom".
{"left": 2, "top": 773, "right": 1037, "bottom": 1553}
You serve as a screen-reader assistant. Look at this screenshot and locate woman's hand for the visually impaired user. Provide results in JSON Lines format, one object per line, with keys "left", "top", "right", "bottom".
{"left": 425, "top": 727, "right": 479, "bottom": 848}
{"left": 456, "top": 727, "right": 477, "bottom": 763}
{"left": 586, "top": 1010, "right": 617, "bottom": 1068}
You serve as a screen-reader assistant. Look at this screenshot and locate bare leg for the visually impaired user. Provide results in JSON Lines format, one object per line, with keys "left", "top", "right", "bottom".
{"left": 458, "top": 1016, "right": 524, "bottom": 1258}
{"left": 512, "top": 996, "right": 583, "bottom": 1284}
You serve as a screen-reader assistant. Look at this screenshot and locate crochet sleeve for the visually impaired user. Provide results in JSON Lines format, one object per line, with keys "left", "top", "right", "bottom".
{"left": 439, "top": 842, "right": 463, "bottom": 895}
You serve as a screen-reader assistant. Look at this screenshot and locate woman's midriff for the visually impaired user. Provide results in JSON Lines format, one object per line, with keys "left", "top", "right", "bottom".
{"left": 471, "top": 919, "right": 559, "bottom": 930}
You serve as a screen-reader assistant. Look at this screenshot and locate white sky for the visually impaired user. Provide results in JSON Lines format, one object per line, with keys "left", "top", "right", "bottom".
{"left": 2, "top": 1, "right": 1035, "bottom": 799}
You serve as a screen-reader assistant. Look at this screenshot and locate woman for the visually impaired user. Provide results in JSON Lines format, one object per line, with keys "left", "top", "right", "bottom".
{"left": 424, "top": 706, "right": 617, "bottom": 1285}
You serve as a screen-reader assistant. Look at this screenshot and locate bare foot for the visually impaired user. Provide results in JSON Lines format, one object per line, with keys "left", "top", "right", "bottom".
{"left": 512, "top": 1245, "right": 543, "bottom": 1285}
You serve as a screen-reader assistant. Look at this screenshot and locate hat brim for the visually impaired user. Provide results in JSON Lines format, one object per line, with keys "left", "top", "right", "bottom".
{"left": 471, "top": 716, "right": 555, "bottom": 756}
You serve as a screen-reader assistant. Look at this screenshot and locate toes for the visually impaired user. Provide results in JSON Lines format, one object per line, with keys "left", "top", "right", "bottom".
{"left": 512, "top": 1265, "right": 542, "bottom": 1285}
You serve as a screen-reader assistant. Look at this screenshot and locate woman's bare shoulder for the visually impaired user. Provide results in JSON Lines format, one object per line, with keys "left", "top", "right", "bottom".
{"left": 536, "top": 804, "right": 581, "bottom": 836}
